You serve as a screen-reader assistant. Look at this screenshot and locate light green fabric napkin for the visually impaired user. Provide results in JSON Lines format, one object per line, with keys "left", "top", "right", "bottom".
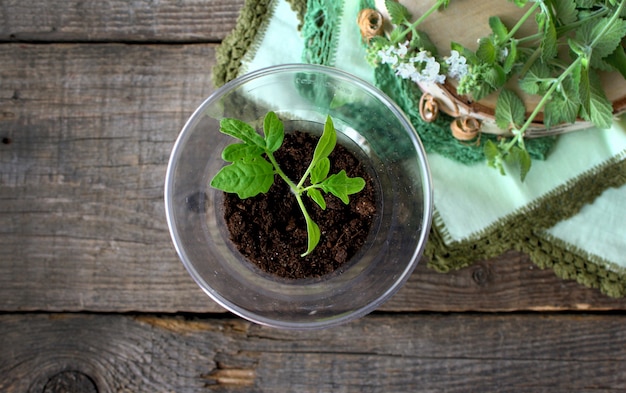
{"left": 219, "top": 0, "right": 626, "bottom": 296}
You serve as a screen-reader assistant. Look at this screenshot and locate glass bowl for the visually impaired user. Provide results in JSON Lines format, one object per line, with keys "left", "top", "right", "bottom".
{"left": 165, "top": 64, "right": 432, "bottom": 329}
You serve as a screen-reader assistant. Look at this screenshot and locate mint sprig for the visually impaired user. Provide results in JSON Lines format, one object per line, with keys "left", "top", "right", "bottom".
{"left": 366, "top": 0, "right": 626, "bottom": 181}
{"left": 211, "top": 112, "right": 366, "bottom": 257}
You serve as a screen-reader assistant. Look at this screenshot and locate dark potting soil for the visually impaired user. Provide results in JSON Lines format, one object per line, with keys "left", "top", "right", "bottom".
{"left": 222, "top": 131, "right": 377, "bottom": 280}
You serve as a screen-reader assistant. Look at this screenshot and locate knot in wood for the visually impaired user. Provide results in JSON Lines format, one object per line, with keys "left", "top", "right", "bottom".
{"left": 471, "top": 265, "right": 492, "bottom": 287}
{"left": 43, "top": 371, "right": 98, "bottom": 393}
{"left": 357, "top": 9, "right": 384, "bottom": 43}
{"left": 419, "top": 93, "right": 439, "bottom": 123}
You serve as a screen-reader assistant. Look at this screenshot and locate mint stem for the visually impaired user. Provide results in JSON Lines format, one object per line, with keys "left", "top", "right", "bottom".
{"left": 394, "top": 0, "right": 447, "bottom": 43}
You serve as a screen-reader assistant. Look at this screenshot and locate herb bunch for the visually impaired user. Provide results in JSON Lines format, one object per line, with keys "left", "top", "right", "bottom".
{"left": 210, "top": 112, "right": 366, "bottom": 257}
{"left": 367, "top": 0, "right": 626, "bottom": 180}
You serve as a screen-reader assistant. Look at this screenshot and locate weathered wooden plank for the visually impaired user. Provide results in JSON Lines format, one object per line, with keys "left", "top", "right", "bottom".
{"left": 2, "top": 44, "right": 626, "bottom": 314}
{"left": 0, "top": 0, "right": 245, "bottom": 42}
{"left": 1, "top": 313, "right": 626, "bottom": 392}
{"left": 0, "top": 43, "right": 220, "bottom": 312}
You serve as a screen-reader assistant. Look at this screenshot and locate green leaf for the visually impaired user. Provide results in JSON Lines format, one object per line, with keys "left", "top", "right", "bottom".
{"left": 219, "top": 118, "right": 265, "bottom": 148}
{"left": 495, "top": 89, "right": 526, "bottom": 130}
{"left": 538, "top": 14, "right": 558, "bottom": 61}
{"left": 385, "top": 0, "right": 412, "bottom": 25}
{"left": 310, "top": 157, "right": 330, "bottom": 184}
{"left": 221, "top": 143, "right": 264, "bottom": 162}
{"left": 509, "top": 146, "right": 532, "bottom": 182}
{"left": 411, "top": 30, "right": 438, "bottom": 55}
{"left": 543, "top": 76, "right": 580, "bottom": 128}
{"left": 554, "top": 0, "right": 578, "bottom": 25}
{"left": 263, "top": 111, "right": 284, "bottom": 152}
{"left": 210, "top": 157, "right": 275, "bottom": 199}
{"left": 476, "top": 37, "right": 498, "bottom": 64}
{"left": 519, "top": 61, "right": 553, "bottom": 95}
{"left": 483, "top": 139, "right": 505, "bottom": 175}
{"left": 301, "top": 216, "right": 320, "bottom": 257}
{"left": 311, "top": 116, "right": 337, "bottom": 168}
{"left": 577, "top": 16, "right": 626, "bottom": 61}
{"left": 307, "top": 188, "right": 326, "bottom": 210}
{"left": 483, "top": 64, "right": 507, "bottom": 89}
{"left": 590, "top": 18, "right": 626, "bottom": 60}
{"left": 320, "top": 170, "right": 366, "bottom": 205}
{"left": 578, "top": 67, "right": 614, "bottom": 129}
{"left": 503, "top": 40, "right": 518, "bottom": 73}
{"left": 489, "top": 16, "right": 509, "bottom": 42}
{"left": 605, "top": 44, "right": 626, "bottom": 78}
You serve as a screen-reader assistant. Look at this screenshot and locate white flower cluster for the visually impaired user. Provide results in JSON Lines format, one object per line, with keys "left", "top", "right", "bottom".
{"left": 377, "top": 41, "right": 469, "bottom": 85}
{"left": 444, "top": 50, "right": 469, "bottom": 80}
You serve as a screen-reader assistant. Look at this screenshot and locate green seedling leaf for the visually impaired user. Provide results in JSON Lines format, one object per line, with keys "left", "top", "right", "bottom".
{"left": 210, "top": 157, "right": 275, "bottom": 199}
{"left": 222, "top": 143, "right": 265, "bottom": 162}
{"left": 219, "top": 118, "right": 265, "bottom": 148}
{"left": 310, "top": 157, "right": 330, "bottom": 184}
{"left": 263, "top": 111, "right": 284, "bottom": 152}
{"left": 302, "top": 215, "right": 321, "bottom": 257}
{"left": 320, "top": 170, "right": 366, "bottom": 205}
{"left": 495, "top": 89, "right": 526, "bottom": 130}
{"left": 307, "top": 188, "right": 326, "bottom": 210}
{"left": 311, "top": 116, "right": 337, "bottom": 168}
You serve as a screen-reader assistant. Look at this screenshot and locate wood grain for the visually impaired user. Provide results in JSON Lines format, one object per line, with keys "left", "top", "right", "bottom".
{"left": 0, "top": 0, "right": 244, "bottom": 42}
{"left": 3, "top": 44, "right": 626, "bottom": 314}
{"left": 2, "top": 313, "right": 626, "bottom": 392}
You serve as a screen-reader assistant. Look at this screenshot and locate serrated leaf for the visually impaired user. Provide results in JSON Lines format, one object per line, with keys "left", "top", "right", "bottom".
{"left": 451, "top": 41, "right": 479, "bottom": 64}
{"left": 307, "top": 188, "right": 326, "bottom": 210}
{"left": 411, "top": 30, "right": 438, "bottom": 55}
{"left": 483, "top": 64, "right": 507, "bottom": 89}
{"left": 263, "top": 111, "right": 284, "bottom": 152}
{"left": 576, "top": 0, "right": 595, "bottom": 8}
{"left": 484, "top": 139, "right": 506, "bottom": 175}
{"left": 539, "top": 15, "right": 558, "bottom": 61}
{"left": 385, "top": 0, "right": 412, "bottom": 25}
{"left": 210, "top": 158, "right": 275, "bottom": 199}
{"left": 476, "top": 37, "right": 498, "bottom": 64}
{"left": 578, "top": 17, "right": 626, "bottom": 60}
{"left": 511, "top": 146, "right": 532, "bottom": 182}
{"left": 591, "top": 17, "right": 626, "bottom": 59}
{"left": 554, "top": 0, "right": 578, "bottom": 25}
{"left": 519, "top": 61, "right": 552, "bottom": 95}
{"left": 495, "top": 89, "right": 526, "bottom": 130}
{"left": 310, "top": 157, "right": 330, "bottom": 184}
{"left": 503, "top": 40, "right": 518, "bottom": 73}
{"left": 320, "top": 170, "right": 366, "bottom": 205}
{"left": 605, "top": 44, "right": 626, "bottom": 78}
{"left": 222, "top": 143, "right": 264, "bottom": 162}
{"left": 543, "top": 76, "right": 580, "bottom": 128}
{"left": 219, "top": 118, "right": 265, "bottom": 148}
{"left": 489, "top": 16, "right": 508, "bottom": 42}
{"left": 578, "top": 68, "right": 614, "bottom": 129}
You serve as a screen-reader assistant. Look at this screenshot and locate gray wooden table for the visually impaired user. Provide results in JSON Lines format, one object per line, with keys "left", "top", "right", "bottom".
{"left": 2, "top": 1, "right": 626, "bottom": 391}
